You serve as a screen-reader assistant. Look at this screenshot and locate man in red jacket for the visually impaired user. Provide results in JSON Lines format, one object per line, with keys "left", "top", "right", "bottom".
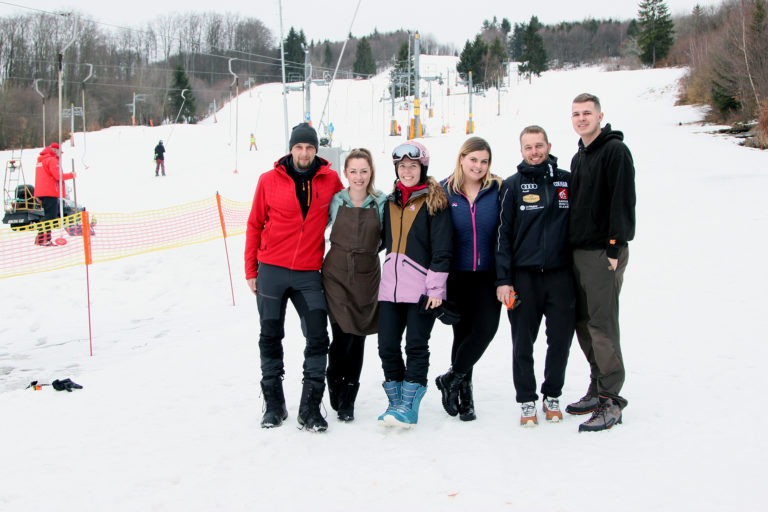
{"left": 34, "top": 143, "right": 75, "bottom": 245}
{"left": 245, "top": 123, "right": 343, "bottom": 432}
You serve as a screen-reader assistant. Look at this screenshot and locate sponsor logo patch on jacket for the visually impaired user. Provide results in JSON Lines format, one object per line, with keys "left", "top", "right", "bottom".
{"left": 523, "top": 194, "right": 540, "bottom": 204}
{"left": 558, "top": 188, "right": 568, "bottom": 200}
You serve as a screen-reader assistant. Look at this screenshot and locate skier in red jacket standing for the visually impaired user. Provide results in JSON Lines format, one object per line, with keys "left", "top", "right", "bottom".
{"left": 34, "top": 142, "right": 75, "bottom": 245}
{"left": 245, "top": 123, "right": 343, "bottom": 432}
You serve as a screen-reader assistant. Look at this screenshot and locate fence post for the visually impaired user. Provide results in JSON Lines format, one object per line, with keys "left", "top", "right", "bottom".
{"left": 81, "top": 211, "right": 94, "bottom": 356}
{"left": 216, "top": 193, "right": 236, "bottom": 306}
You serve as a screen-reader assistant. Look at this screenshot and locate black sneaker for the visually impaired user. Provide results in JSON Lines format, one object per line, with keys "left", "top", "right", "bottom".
{"left": 566, "top": 392, "right": 599, "bottom": 415}
{"left": 578, "top": 396, "right": 622, "bottom": 432}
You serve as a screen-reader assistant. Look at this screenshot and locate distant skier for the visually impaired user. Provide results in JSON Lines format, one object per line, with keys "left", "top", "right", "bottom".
{"left": 34, "top": 142, "right": 75, "bottom": 245}
{"left": 249, "top": 133, "right": 257, "bottom": 151}
{"left": 154, "top": 140, "right": 166, "bottom": 176}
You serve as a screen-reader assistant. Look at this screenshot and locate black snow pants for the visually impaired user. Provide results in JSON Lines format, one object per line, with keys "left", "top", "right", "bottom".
{"left": 256, "top": 263, "right": 330, "bottom": 381}
{"left": 377, "top": 301, "right": 435, "bottom": 386}
{"left": 508, "top": 266, "right": 575, "bottom": 403}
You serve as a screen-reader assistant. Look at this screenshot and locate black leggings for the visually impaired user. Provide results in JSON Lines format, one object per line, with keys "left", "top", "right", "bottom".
{"left": 448, "top": 271, "right": 501, "bottom": 377}
{"left": 377, "top": 301, "right": 435, "bottom": 386}
{"left": 327, "top": 322, "right": 365, "bottom": 383}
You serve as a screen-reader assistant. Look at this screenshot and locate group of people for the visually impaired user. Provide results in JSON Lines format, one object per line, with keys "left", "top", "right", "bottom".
{"left": 244, "top": 92, "right": 636, "bottom": 434}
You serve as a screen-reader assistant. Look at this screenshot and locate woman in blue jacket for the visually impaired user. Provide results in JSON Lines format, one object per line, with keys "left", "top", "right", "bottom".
{"left": 435, "top": 137, "right": 502, "bottom": 421}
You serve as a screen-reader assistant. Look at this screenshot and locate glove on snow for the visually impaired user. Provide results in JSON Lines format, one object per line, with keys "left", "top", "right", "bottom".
{"left": 418, "top": 294, "right": 461, "bottom": 325}
{"left": 51, "top": 378, "right": 83, "bottom": 392}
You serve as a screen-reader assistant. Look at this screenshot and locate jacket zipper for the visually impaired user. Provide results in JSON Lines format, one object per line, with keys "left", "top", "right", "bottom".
{"left": 392, "top": 203, "right": 406, "bottom": 302}
{"left": 459, "top": 190, "right": 480, "bottom": 271}
{"left": 471, "top": 202, "right": 478, "bottom": 271}
{"left": 402, "top": 258, "right": 427, "bottom": 275}
{"left": 541, "top": 169, "right": 552, "bottom": 269}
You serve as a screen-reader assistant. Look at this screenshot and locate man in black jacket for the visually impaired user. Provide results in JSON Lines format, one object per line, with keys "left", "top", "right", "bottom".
{"left": 495, "top": 125, "right": 575, "bottom": 427}
{"left": 567, "top": 93, "right": 636, "bottom": 432}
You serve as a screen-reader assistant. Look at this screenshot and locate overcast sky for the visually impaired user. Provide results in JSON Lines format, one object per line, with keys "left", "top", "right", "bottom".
{"left": 1, "top": 0, "right": 724, "bottom": 49}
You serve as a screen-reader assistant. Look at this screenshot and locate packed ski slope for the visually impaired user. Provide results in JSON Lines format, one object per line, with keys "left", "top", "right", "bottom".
{"left": 1, "top": 56, "right": 766, "bottom": 511}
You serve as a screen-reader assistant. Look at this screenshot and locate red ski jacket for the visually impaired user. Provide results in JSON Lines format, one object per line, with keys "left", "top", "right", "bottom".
{"left": 244, "top": 155, "right": 343, "bottom": 280}
{"left": 34, "top": 148, "right": 73, "bottom": 198}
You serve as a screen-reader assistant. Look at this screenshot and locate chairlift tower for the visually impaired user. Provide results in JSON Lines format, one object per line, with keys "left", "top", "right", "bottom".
{"left": 455, "top": 71, "right": 475, "bottom": 134}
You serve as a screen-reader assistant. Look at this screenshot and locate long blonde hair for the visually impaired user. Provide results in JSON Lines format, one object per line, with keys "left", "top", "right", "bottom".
{"left": 447, "top": 137, "right": 501, "bottom": 195}
{"left": 344, "top": 148, "right": 379, "bottom": 197}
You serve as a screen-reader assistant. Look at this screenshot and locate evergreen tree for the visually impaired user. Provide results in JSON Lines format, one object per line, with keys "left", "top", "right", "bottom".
{"left": 457, "top": 35, "right": 488, "bottom": 83}
{"left": 637, "top": 0, "right": 675, "bottom": 67}
{"left": 353, "top": 37, "right": 376, "bottom": 77}
{"left": 284, "top": 27, "right": 307, "bottom": 66}
{"left": 501, "top": 18, "right": 512, "bottom": 36}
{"left": 518, "top": 16, "right": 548, "bottom": 78}
{"left": 323, "top": 42, "right": 334, "bottom": 68}
{"left": 487, "top": 36, "right": 508, "bottom": 83}
{"left": 509, "top": 23, "right": 526, "bottom": 61}
{"left": 170, "top": 65, "right": 196, "bottom": 123}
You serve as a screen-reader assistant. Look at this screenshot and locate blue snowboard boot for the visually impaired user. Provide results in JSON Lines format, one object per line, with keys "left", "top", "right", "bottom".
{"left": 377, "top": 380, "right": 402, "bottom": 424}
{"left": 387, "top": 381, "right": 427, "bottom": 428}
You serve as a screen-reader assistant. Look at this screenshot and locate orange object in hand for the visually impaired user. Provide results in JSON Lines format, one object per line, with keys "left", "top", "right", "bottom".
{"left": 507, "top": 292, "right": 521, "bottom": 310}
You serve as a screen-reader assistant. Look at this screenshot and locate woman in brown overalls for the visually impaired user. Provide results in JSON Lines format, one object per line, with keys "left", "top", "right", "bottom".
{"left": 322, "top": 148, "right": 387, "bottom": 422}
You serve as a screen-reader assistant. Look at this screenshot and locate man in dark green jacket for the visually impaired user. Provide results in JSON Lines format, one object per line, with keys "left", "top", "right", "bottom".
{"left": 567, "top": 93, "right": 636, "bottom": 433}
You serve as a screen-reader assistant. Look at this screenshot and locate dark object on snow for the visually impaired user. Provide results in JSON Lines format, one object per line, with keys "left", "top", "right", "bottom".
{"left": 51, "top": 378, "right": 83, "bottom": 392}
{"left": 26, "top": 380, "right": 49, "bottom": 390}
{"left": 417, "top": 294, "right": 461, "bottom": 325}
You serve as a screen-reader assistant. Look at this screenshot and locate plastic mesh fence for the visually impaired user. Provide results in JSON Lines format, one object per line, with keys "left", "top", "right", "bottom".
{"left": 0, "top": 195, "right": 252, "bottom": 279}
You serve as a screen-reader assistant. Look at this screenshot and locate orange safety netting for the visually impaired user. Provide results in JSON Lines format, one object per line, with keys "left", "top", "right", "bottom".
{"left": 0, "top": 194, "right": 252, "bottom": 279}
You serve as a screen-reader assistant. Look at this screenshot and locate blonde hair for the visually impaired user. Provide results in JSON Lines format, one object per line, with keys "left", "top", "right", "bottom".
{"left": 344, "top": 148, "right": 378, "bottom": 197}
{"left": 447, "top": 137, "right": 500, "bottom": 195}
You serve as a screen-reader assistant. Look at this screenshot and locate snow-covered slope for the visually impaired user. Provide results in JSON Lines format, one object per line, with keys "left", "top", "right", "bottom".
{"left": 1, "top": 57, "right": 766, "bottom": 511}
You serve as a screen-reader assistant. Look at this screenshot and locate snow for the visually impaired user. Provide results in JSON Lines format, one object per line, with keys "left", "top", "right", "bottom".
{"left": 1, "top": 57, "right": 766, "bottom": 511}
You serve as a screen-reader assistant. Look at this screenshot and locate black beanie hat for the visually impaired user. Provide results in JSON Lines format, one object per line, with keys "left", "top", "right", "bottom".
{"left": 289, "top": 123, "right": 319, "bottom": 151}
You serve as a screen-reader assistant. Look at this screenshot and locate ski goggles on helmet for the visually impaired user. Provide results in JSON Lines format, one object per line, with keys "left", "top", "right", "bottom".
{"left": 392, "top": 143, "right": 429, "bottom": 167}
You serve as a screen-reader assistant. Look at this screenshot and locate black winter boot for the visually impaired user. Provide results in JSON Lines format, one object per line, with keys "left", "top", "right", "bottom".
{"left": 337, "top": 381, "right": 360, "bottom": 422}
{"left": 260, "top": 377, "right": 288, "bottom": 428}
{"left": 458, "top": 377, "right": 476, "bottom": 421}
{"left": 326, "top": 375, "right": 343, "bottom": 412}
{"left": 435, "top": 368, "right": 466, "bottom": 417}
{"left": 298, "top": 379, "right": 328, "bottom": 432}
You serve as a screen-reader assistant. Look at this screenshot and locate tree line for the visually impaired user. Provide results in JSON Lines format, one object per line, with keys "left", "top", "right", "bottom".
{"left": 0, "top": 9, "right": 454, "bottom": 150}
{"left": 670, "top": 0, "right": 767, "bottom": 143}
{"left": 454, "top": 2, "right": 675, "bottom": 89}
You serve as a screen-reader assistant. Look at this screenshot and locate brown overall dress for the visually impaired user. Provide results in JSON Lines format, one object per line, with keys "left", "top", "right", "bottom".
{"left": 322, "top": 203, "right": 381, "bottom": 336}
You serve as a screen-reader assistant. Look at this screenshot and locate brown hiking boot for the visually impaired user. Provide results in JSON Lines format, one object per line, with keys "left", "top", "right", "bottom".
{"left": 578, "top": 396, "right": 622, "bottom": 432}
{"left": 566, "top": 392, "right": 599, "bottom": 415}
